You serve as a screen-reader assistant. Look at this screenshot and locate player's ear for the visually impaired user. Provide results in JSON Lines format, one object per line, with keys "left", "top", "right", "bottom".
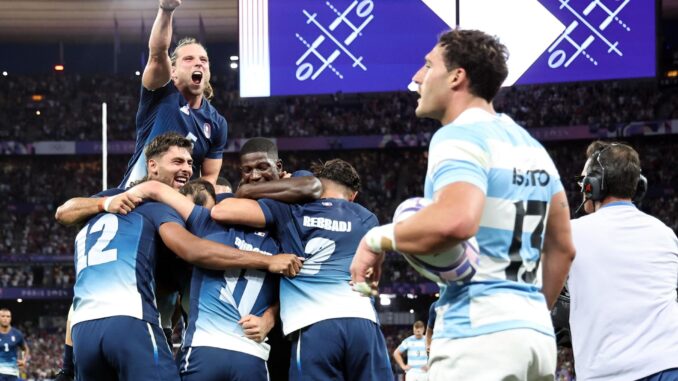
{"left": 276, "top": 159, "right": 283, "bottom": 174}
{"left": 348, "top": 191, "right": 358, "bottom": 202}
{"left": 447, "top": 67, "right": 465, "bottom": 89}
{"left": 147, "top": 158, "right": 158, "bottom": 175}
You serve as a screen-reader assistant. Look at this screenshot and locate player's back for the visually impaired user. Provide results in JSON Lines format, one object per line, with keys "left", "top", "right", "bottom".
{"left": 425, "top": 108, "right": 562, "bottom": 340}
{"left": 569, "top": 206, "right": 678, "bottom": 380}
{"left": 182, "top": 206, "right": 280, "bottom": 360}
{"left": 121, "top": 82, "right": 227, "bottom": 188}
{"left": 71, "top": 202, "right": 179, "bottom": 327}
{"left": 259, "top": 197, "right": 379, "bottom": 335}
{"left": 0, "top": 327, "right": 23, "bottom": 377}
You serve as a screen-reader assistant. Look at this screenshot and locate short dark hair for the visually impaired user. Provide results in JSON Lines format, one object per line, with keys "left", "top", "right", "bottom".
{"left": 438, "top": 29, "right": 509, "bottom": 102}
{"left": 144, "top": 132, "right": 193, "bottom": 162}
{"left": 311, "top": 159, "right": 361, "bottom": 193}
{"left": 179, "top": 179, "right": 216, "bottom": 207}
{"left": 585, "top": 141, "right": 641, "bottom": 199}
{"left": 240, "top": 137, "right": 278, "bottom": 160}
{"left": 413, "top": 321, "right": 425, "bottom": 329}
{"left": 216, "top": 176, "right": 232, "bottom": 189}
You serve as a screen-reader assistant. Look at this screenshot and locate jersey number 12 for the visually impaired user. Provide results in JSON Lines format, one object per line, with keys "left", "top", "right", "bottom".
{"left": 75, "top": 214, "right": 119, "bottom": 275}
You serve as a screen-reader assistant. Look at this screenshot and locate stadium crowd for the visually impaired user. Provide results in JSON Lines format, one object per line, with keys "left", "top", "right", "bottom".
{"left": 1, "top": 74, "right": 677, "bottom": 141}
{"left": 1, "top": 76, "right": 677, "bottom": 379}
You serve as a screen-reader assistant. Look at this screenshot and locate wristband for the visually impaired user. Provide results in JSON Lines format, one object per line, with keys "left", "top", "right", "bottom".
{"left": 160, "top": 5, "right": 176, "bottom": 12}
{"left": 97, "top": 197, "right": 107, "bottom": 213}
{"left": 364, "top": 223, "right": 396, "bottom": 253}
{"left": 103, "top": 196, "right": 116, "bottom": 212}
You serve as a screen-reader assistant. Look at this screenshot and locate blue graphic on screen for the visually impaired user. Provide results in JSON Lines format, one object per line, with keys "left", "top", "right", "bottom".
{"left": 255, "top": 0, "right": 655, "bottom": 97}
{"left": 267, "top": 0, "right": 448, "bottom": 96}
{"left": 517, "top": 0, "right": 655, "bottom": 84}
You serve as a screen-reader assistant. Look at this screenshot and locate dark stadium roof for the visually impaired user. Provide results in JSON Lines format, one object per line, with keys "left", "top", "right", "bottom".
{"left": 0, "top": 0, "right": 238, "bottom": 43}
{"left": 0, "top": 0, "right": 676, "bottom": 44}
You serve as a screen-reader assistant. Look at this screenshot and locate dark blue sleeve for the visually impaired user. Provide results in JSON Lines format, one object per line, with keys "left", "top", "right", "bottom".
{"left": 207, "top": 114, "right": 228, "bottom": 159}
{"left": 91, "top": 188, "right": 125, "bottom": 198}
{"left": 257, "top": 198, "right": 294, "bottom": 231}
{"left": 365, "top": 212, "right": 379, "bottom": 229}
{"left": 215, "top": 192, "right": 235, "bottom": 203}
{"left": 291, "top": 170, "right": 313, "bottom": 177}
{"left": 142, "top": 202, "right": 186, "bottom": 230}
{"left": 186, "top": 205, "right": 214, "bottom": 235}
{"left": 428, "top": 301, "right": 437, "bottom": 328}
{"left": 138, "top": 81, "right": 173, "bottom": 110}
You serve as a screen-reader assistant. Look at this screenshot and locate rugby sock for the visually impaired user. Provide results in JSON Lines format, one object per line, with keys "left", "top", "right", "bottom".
{"left": 62, "top": 344, "right": 74, "bottom": 375}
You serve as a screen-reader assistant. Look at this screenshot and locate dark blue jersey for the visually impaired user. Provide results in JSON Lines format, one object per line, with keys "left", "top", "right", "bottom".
{"left": 258, "top": 198, "right": 379, "bottom": 334}
{"left": 183, "top": 206, "right": 280, "bottom": 360}
{"left": 0, "top": 328, "right": 25, "bottom": 377}
{"left": 71, "top": 201, "right": 184, "bottom": 327}
{"left": 120, "top": 81, "right": 228, "bottom": 188}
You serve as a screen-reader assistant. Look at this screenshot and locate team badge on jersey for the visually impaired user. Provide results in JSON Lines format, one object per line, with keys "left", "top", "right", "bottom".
{"left": 203, "top": 123, "right": 211, "bottom": 138}
{"left": 322, "top": 201, "right": 333, "bottom": 207}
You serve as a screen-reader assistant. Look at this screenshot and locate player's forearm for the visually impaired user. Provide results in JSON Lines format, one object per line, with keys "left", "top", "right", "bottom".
{"left": 235, "top": 177, "right": 322, "bottom": 202}
{"left": 394, "top": 208, "right": 475, "bottom": 255}
{"left": 162, "top": 226, "right": 270, "bottom": 270}
{"left": 211, "top": 199, "right": 266, "bottom": 228}
{"left": 55, "top": 198, "right": 101, "bottom": 226}
{"left": 190, "top": 241, "right": 271, "bottom": 270}
{"left": 149, "top": 8, "right": 173, "bottom": 55}
{"left": 145, "top": 181, "right": 193, "bottom": 220}
{"left": 541, "top": 249, "right": 574, "bottom": 309}
{"left": 393, "top": 351, "right": 406, "bottom": 370}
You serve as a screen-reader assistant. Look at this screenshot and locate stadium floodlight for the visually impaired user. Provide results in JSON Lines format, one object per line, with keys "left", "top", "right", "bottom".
{"left": 2, "top": 71, "right": 7, "bottom": 76}
{"left": 229, "top": 55, "right": 239, "bottom": 61}
{"left": 230, "top": 63, "right": 238, "bottom": 69}
{"left": 379, "top": 295, "right": 391, "bottom": 306}
{"left": 135, "top": 71, "right": 141, "bottom": 76}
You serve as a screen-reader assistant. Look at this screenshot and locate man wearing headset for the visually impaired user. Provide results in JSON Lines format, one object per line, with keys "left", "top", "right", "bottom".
{"left": 568, "top": 141, "right": 678, "bottom": 381}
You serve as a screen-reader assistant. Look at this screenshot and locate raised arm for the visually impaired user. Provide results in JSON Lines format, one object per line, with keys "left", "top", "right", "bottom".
{"left": 200, "top": 158, "right": 221, "bottom": 186}
{"left": 211, "top": 198, "right": 267, "bottom": 228}
{"left": 142, "top": 0, "right": 180, "bottom": 90}
{"left": 541, "top": 191, "right": 576, "bottom": 309}
{"left": 55, "top": 194, "right": 142, "bottom": 226}
{"left": 158, "top": 222, "right": 301, "bottom": 275}
{"left": 235, "top": 176, "right": 322, "bottom": 203}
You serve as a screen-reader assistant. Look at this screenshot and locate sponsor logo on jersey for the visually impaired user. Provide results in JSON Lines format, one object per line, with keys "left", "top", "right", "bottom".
{"left": 203, "top": 123, "right": 211, "bottom": 139}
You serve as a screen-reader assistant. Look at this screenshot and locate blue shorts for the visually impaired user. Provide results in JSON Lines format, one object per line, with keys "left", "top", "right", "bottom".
{"left": 0, "top": 374, "right": 18, "bottom": 381}
{"left": 290, "top": 318, "right": 392, "bottom": 381}
{"left": 178, "top": 346, "right": 269, "bottom": 381}
{"left": 639, "top": 368, "right": 678, "bottom": 381}
{"left": 72, "top": 316, "right": 179, "bottom": 381}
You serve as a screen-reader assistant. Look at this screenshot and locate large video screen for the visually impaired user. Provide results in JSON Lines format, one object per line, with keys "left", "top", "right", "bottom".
{"left": 239, "top": 0, "right": 656, "bottom": 97}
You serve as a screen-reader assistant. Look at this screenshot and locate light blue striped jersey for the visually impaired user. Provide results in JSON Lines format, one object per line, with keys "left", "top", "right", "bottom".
{"left": 0, "top": 328, "right": 24, "bottom": 377}
{"left": 71, "top": 200, "right": 184, "bottom": 328}
{"left": 397, "top": 335, "right": 427, "bottom": 373}
{"left": 182, "top": 206, "right": 281, "bottom": 360}
{"left": 424, "top": 108, "right": 562, "bottom": 340}
{"left": 258, "top": 198, "right": 380, "bottom": 335}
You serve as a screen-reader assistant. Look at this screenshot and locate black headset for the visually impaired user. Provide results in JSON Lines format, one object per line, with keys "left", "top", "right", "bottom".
{"left": 580, "top": 144, "right": 647, "bottom": 203}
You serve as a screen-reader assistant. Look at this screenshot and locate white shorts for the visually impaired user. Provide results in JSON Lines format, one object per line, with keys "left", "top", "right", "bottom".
{"left": 405, "top": 371, "right": 428, "bottom": 381}
{"left": 428, "top": 329, "right": 556, "bottom": 381}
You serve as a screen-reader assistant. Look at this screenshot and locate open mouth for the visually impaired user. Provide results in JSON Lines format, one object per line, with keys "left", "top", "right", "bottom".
{"left": 191, "top": 71, "right": 203, "bottom": 85}
{"left": 174, "top": 175, "right": 188, "bottom": 188}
